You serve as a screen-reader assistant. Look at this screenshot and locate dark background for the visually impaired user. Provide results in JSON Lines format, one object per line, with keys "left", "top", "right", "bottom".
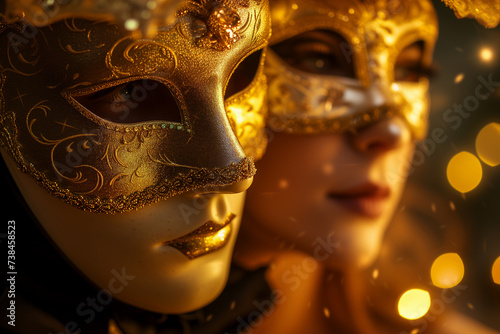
{"left": 416, "top": 0, "right": 500, "bottom": 329}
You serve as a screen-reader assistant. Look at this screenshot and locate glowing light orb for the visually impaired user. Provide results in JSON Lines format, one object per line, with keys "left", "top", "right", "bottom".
{"left": 279, "top": 179, "right": 289, "bottom": 189}
{"left": 398, "top": 289, "right": 431, "bottom": 320}
{"left": 476, "top": 123, "right": 500, "bottom": 167}
{"left": 454, "top": 73, "right": 464, "bottom": 83}
{"left": 124, "top": 19, "right": 140, "bottom": 31}
{"left": 431, "top": 253, "right": 465, "bottom": 289}
{"left": 480, "top": 47, "right": 494, "bottom": 62}
{"left": 492, "top": 257, "right": 500, "bottom": 285}
{"left": 446, "top": 151, "right": 482, "bottom": 193}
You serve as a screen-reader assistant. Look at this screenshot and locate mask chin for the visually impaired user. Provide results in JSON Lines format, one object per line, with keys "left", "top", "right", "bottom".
{"left": 1, "top": 151, "right": 246, "bottom": 313}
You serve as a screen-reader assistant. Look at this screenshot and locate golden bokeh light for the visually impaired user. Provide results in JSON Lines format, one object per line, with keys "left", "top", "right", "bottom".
{"left": 124, "top": 18, "right": 139, "bottom": 31}
{"left": 479, "top": 47, "right": 494, "bottom": 62}
{"left": 446, "top": 151, "right": 483, "bottom": 193}
{"left": 454, "top": 73, "right": 464, "bottom": 83}
{"left": 398, "top": 289, "right": 431, "bottom": 320}
{"left": 492, "top": 257, "right": 500, "bottom": 285}
{"left": 476, "top": 123, "right": 500, "bottom": 167}
{"left": 431, "top": 253, "right": 465, "bottom": 289}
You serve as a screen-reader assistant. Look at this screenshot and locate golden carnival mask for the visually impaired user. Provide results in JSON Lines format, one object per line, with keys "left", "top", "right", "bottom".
{"left": 0, "top": 0, "right": 270, "bottom": 214}
{"left": 265, "top": 0, "right": 438, "bottom": 139}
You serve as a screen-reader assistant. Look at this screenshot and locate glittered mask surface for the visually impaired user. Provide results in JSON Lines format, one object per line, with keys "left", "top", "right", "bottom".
{"left": 265, "top": 0, "right": 438, "bottom": 139}
{"left": 0, "top": 0, "right": 270, "bottom": 214}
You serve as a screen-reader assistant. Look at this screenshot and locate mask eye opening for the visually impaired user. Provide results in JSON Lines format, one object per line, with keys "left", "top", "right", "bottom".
{"left": 72, "top": 79, "right": 183, "bottom": 125}
{"left": 270, "top": 29, "right": 356, "bottom": 79}
{"left": 224, "top": 48, "right": 264, "bottom": 100}
{"left": 394, "top": 41, "right": 437, "bottom": 82}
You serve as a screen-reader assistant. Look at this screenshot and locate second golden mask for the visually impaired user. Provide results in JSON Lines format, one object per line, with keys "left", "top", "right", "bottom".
{"left": 265, "top": 0, "right": 438, "bottom": 140}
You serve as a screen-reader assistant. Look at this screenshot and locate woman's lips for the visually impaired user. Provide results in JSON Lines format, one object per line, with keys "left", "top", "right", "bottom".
{"left": 327, "top": 183, "right": 391, "bottom": 218}
{"left": 163, "top": 213, "right": 235, "bottom": 259}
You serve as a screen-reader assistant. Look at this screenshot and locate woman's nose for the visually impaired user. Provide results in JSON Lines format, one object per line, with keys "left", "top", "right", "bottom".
{"left": 350, "top": 116, "right": 412, "bottom": 154}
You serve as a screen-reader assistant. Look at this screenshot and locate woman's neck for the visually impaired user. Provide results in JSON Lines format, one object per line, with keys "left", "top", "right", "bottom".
{"left": 233, "top": 214, "right": 298, "bottom": 270}
{"left": 234, "top": 215, "right": 378, "bottom": 334}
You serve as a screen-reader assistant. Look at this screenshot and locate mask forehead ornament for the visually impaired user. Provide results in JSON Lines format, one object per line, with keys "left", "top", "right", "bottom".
{"left": 0, "top": 0, "right": 270, "bottom": 214}
{"left": 266, "top": 0, "right": 437, "bottom": 140}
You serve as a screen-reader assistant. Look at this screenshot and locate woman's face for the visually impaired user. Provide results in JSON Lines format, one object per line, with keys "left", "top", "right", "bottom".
{"left": 245, "top": 120, "right": 414, "bottom": 269}
{"left": 244, "top": 28, "right": 432, "bottom": 269}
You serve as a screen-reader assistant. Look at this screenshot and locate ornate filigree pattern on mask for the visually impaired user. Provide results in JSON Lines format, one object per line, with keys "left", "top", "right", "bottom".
{"left": 441, "top": 0, "right": 500, "bottom": 28}
{"left": 0, "top": 0, "right": 270, "bottom": 213}
{"left": 265, "top": 0, "right": 437, "bottom": 139}
{"left": 105, "top": 38, "right": 178, "bottom": 79}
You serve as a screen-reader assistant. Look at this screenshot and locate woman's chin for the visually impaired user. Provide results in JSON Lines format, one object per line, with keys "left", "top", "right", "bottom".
{"left": 296, "top": 224, "right": 387, "bottom": 272}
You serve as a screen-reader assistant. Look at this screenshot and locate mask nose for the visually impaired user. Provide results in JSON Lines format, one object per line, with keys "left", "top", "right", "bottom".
{"left": 182, "top": 84, "right": 248, "bottom": 169}
{"left": 176, "top": 81, "right": 256, "bottom": 195}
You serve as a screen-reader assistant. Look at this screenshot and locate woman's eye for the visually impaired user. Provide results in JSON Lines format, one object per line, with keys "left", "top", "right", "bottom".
{"left": 289, "top": 53, "right": 336, "bottom": 74}
{"left": 112, "top": 84, "right": 135, "bottom": 104}
{"left": 74, "top": 80, "right": 182, "bottom": 124}
{"left": 394, "top": 41, "right": 435, "bottom": 83}
{"left": 271, "top": 30, "right": 356, "bottom": 78}
{"left": 395, "top": 66, "right": 421, "bottom": 82}
{"left": 394, "top": 64, "right": 436, "bottom": 82}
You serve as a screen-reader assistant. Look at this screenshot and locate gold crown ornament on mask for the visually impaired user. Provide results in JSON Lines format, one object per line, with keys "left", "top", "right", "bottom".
{"left": 265, "top": 0, "right": 438, "bottom": 140}
{"left": 0, "top": 0, "right": 270, "bottom": 213}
